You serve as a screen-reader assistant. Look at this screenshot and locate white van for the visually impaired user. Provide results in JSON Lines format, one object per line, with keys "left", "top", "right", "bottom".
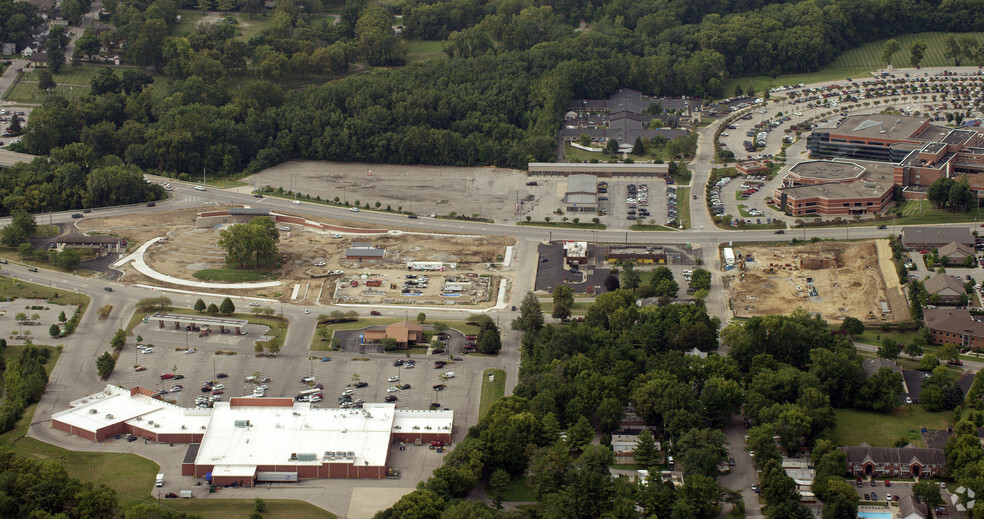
{"left": 156, "top": 474, "right": 164, "bottom": 487}
{"left": 444, "top": 372, "right": 455, "bottom": 379}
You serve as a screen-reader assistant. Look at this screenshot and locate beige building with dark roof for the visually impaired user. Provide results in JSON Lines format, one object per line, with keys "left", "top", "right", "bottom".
{"left": 937, "top": 242, "right": 976, "bottom": 264}
{"left": 924, "top": 273, "right": 967, "bottom": 304}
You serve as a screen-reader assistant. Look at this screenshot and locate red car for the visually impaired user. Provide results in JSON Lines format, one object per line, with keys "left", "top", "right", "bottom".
{"left": 135, "top": 366, "right": 147, "bottom": 372}
{"left": 160, "top": 373, "right": 174, "bottom": 380}
{"left": 430, "top": 440, "right": 447, "bottom": 447}
{"left": 370, "top": 310, "right": 381, "bottom": 315}
{"left": 212, "top": 390, "right": 224, "bottom": 395}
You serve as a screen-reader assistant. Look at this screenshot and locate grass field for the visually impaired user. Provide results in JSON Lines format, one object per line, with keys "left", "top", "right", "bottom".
{"left": 833, "top": 407, "right": 953, "bottom": 447}
{"left": 564, "top": 143, "right": 610, "bottom": 161}
{"left": 156, "top": 499, "right": 335, "bottom": 519}
{"left": 192, "top": 268, "right": 273, "bottom": 282}
{"left": 4, "top": 82, "right": 90, "bottom": 102}
{"left": 537, "top": 300, "right": 592, "bottom": 316}
{"left": 723, "top": 31, "right": 984, "bottom": 97}
{"left": 854, "top": 328, "right": 919, "bottom": 347}
{"left": 174, "top": 10, "right": 275, "bottom": 40}
{"left": 405, "top": 40, "right": 446, "bottom": 62}
{"left": 677, "top": 187, "right": 691, "bottom": 228}
{"left": 478, "top": 368, "right": 506, "bottom": 418}
{"left": 0, "top": 275, "right": 91, "bottom": 308}
{"left": 203, "top": 178, "right": 247, "bottom": 188}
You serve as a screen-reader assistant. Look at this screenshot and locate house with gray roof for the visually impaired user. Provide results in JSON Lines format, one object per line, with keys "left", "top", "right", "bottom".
{"left": 938, "top": 242, "right": 976, "bottom": 265}
{"left": 898, "top": 494, "right": 928, "bottom": 519}
{"left": 901, "top": 226, "right": 974, "bottom": 250}
{"left": 924, "top": 273, "right": 967, "bottom": 304}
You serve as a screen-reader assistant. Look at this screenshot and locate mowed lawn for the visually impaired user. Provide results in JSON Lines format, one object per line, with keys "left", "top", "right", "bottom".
{"left": 157, "top": 499, "right": 335, "bottom": 519}
{"left": 479, "top": 368, "right": 506, "bottom": 418}
{"left": 724, "top": 31, "right": 984, "bottom": 96}
{"left": 405, "top": 40, "right": 447, "bottom": 62}
{"left": 833, "top": 407, "right": 953, "bottom": 448}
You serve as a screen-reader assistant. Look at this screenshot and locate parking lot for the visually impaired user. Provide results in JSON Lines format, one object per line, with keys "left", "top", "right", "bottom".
{"left": 852, "top": 479, "right": 915, "bottom": 506}
{"left": 0, "top": 298, "right": 72, "bottom": 344}
{"left": 115, "top": 317, "right": 483, "bottom": 444}
{"left": 0, "top": 107, "right": 30, "bottom": 147}
{"left": 603, "top": 179, "right": 668, "bottom": 226}
{"left": 112, "top": 321, "right": 275, "bottom": 403}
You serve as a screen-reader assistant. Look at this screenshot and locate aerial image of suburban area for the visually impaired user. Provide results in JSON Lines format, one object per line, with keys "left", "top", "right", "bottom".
{"left": 3, "top": 0, "right": 984, "bottom": 518}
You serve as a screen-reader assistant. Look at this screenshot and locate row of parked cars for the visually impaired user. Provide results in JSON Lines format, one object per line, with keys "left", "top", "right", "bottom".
{"left": 625, "top": 183, "right": 650, "bottom": 221}
{"left": 708, "top": 176, "right": 732, "bottom": 217}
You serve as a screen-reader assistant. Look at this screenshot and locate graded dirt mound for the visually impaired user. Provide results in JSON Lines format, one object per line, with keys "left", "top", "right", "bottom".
{"left": 727, "top": 239, "right": 907, "bottom": 322}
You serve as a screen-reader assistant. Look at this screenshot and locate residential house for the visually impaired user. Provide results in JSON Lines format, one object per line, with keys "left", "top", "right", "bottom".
{"left": 938, "top": 241, "right": 976, "bottom": 265}
{"left": 1, "top": 43, "right": 16, "bottom": 56}
{"left": 20, "top": 46, "right": 35, "bottom": 57}
{"left": 861, "top": 358, "right": 901, "bottom": 378}
{"left": 898, "top": 494, "right": 928, "bottom": 519}
{"left": 923, "top": 273, "right": 968, "bottom": 304}
{"left": 611, "top": 433, "right": 662, "bottom": 464}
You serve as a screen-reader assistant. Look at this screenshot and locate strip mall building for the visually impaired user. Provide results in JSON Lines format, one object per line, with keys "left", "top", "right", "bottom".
{"left": 52, "top": 386, "right": 453, "bottom": 485}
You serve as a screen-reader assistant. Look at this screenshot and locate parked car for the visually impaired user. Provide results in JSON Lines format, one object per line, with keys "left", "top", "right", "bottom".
{"left": 370, "top": 310, "right": 381, "bottom": 315}
{"left": 384, "top": 395, "right": 398, "bottom": 402}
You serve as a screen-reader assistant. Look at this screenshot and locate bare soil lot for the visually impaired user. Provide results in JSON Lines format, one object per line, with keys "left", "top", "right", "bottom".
{"left": 727, "top": 239, "right": 908, "bottom": 322}
{"left": 243, "top": 161, "right": 539, "bottom": 223}
{"left": 88, "top": 206, "right": 514, "bottom": 305}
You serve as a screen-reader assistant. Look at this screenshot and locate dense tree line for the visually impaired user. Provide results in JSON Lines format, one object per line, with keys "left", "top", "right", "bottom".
{"left": 0, "top": 0, "right": 43, "bottom": 49}
{"left": 0, "top": 141, "right": 165, "bottom": 216}
{"left": 0, "top": 344, "right": 50, "bottom": 434}
{"left": 11, "top": 0, "right": 984, "bottom": 199}
{"left": 0, "top": 450, "right": 206, "bottom": 519}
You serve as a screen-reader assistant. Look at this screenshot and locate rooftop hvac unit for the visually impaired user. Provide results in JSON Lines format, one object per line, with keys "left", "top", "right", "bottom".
{"left": 147, "top": 420, "right": 154, "bottom": 425}
{"left": 181, "top": 425, "right": 186, "bottom": 430}
{"left": 89, "top": 409, "right": 98, "bottom": 414}
{"left": 234, "top": 420, "right": 250, "bottom": 427}
{"left": 201, "top": 426, "right": 206, "bottom": 430}
{"left": 346, "top": 452, "right": 355, "bottom": 459}
{"left": 106, "top": 414, "right": 114, "bottom": 419}
{"left": 136, "top": 416, "right": 143, "bottom": 421}
{"left": 425, "top": 426, "right": 432, "bottom": 430}
{"left": 154, "top": 424, "right": 160, "bottom": 428}
{"left": 393, "top": 425, "right": 401, "bottom": 430}
{"left": 413, "top": 426, "right": 420, "bottom": 430}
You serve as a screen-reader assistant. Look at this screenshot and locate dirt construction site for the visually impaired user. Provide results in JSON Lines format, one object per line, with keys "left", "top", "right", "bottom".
{"left": 726, "top": 239, "right": 910, "bottom": 323}
{"left": 85, "top": 206, "right": 515, "bottom": 306}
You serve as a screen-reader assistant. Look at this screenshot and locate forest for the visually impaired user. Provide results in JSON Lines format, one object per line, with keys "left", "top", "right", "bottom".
{"left": 9, "top": 0, "right": 984, "bottom": 214}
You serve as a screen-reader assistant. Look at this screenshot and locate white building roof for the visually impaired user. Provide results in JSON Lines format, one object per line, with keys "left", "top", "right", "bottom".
{"left": 392, "top": 409, "right": 454, "bottom": 435}
{"left": 212, "top": 465, "right": 258, "bottom": 477}
{"left": 126, "top": 406, "right": 212, "bottom": 436}
{"left": 195, "top": 402, "right": 399, "bottom": 468}
{"left": 54, "top": 386, "right": 166, "bottom": 433}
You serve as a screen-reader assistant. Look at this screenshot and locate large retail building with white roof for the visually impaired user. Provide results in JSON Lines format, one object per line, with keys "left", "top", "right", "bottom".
{"left": 52, "top": 385, "right": 453, "bottom": 485}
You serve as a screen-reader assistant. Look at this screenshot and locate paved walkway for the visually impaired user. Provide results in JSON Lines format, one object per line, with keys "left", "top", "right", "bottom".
{"left": 0, "top": 59, "right": 27, "bottom": 102}
{"left": 114, "top": 237, "right": 282, "bottom": 289}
